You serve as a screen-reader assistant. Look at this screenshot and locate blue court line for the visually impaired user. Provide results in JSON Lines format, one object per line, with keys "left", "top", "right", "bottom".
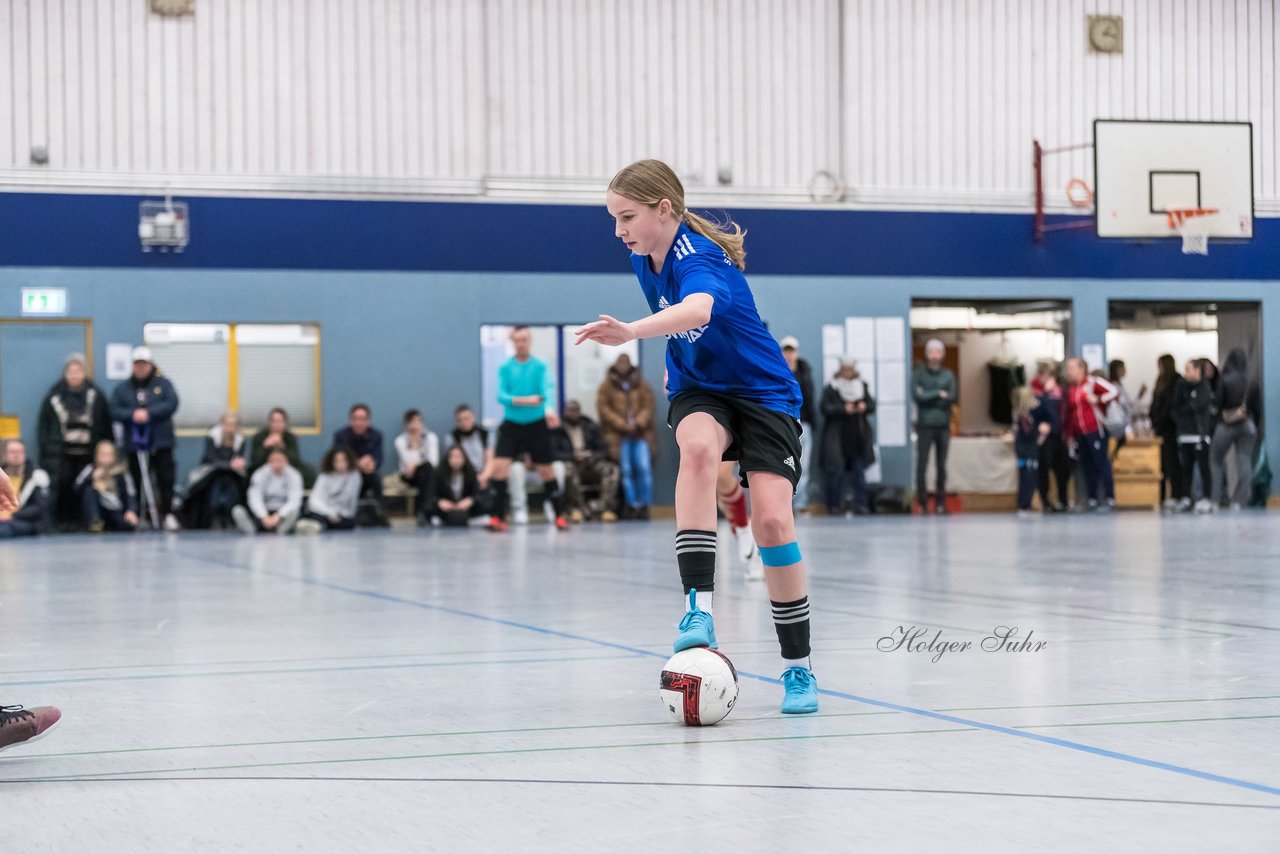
{"left": 180, "top": 550, "right": 1280, "bottom": 798}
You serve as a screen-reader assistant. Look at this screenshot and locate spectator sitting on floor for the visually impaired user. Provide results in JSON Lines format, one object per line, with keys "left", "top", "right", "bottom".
{"left": 75, "top": 440, "right": 138, "bottom": 533}
{"left": 297, "top": 448, "right": 361, "bottom": 534}
{"left": 182, "top": 412, "right": 249, "bottom": 530}
{"left": 452, "top": 404, "right": 494, "bottom": 488}
{"left": 395, "top": 408, "right": 439, "bottom": 521}
{"left": 232, "top": 447, "right": 303, "bottom": 536}
{"left": 431, "top": 445, "right": 485, "bottom": 528}
{"left": 249, "top": 407, "right": 315, "bottom": 486}
{"left": 333, "top": 403, "right": 384, "bottom": 501}
{"left": 110, "top": 346, "right": 180, "bottom": 531}
{"left": 553, "top": 400, "right": 620, "bottom": 523}
{"left": 0, "top": 439, "right": 51, "bottom": 538}
{"left": 37, "top": 353, "right": 113, "bottom": 531}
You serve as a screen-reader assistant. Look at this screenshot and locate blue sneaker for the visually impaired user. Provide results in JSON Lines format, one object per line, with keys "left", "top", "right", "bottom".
{"left": 673, "top": 588, "right": 717, "bottom": 652}
{"left": 780, "top": 666, "right": 819, "bottom": 714}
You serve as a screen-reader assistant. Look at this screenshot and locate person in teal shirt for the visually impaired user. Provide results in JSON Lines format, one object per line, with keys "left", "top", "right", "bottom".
{"left": 486, "top": 326, "right": 567, "bottom": 531}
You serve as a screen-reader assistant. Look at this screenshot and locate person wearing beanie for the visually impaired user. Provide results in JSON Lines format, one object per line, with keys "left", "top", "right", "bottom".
{"left": 912, "top": 338, "right": 957, "bottom": 514}
{"left": 37, "top": 353, "right": 113, "bottom": 530}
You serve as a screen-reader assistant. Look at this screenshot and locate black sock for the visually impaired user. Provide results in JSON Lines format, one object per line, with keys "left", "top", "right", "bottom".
{"left": 771, "top": 596, "right": 812, "bottom": 663}
{"left": 540, "top": 478, "right": 564, "bottom": 517}
{"left": 491, "top": 479, "right": 509, "bottom": 519}
{"left": 675, "top": 529, "right": 716, "bottom": 595}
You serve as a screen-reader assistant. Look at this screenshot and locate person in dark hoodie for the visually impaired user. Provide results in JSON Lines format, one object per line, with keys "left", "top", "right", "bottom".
{"left": 1173, "top": 358, "right": 1214, "bottom": 513}
{"left": 37, "top": 353, "right": 113, "bottom": 530}
{"left": 1148, "top": 354, "right": 1182, "bottom": 510}
{"left": 1034, "top": 365, "right": 1070, "bottom": 513}
{"left": 819, "top": 358, "right": 876, "bottom": 516}
{"left": 76, "top": 440, "right": 138, "bottom": 532}
{"left": 1211, "top": 347, "right": 1261, "bottom": 509}
{"left": 452, "top": 404, "right": 494, "bottom": 515}
{"left": 431, "top": 444, "right": 485, "bottom": 527}
{"left": 110, "top": 346, "right": 180, "bottom": 531}
{"left": 0, "top": 440, "right": 51, "bottom": 538}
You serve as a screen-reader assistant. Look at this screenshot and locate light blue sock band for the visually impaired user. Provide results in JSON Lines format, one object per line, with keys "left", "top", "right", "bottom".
{"left": 759, "top": 542, "right": 802, "bottom": 567}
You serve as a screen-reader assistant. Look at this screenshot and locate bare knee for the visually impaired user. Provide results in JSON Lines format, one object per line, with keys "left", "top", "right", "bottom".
{"left": 752, "top": 510, "right": 793, "bottom": 548}
{"left": 679, "top": 440, "right": 720, "bottom": 479}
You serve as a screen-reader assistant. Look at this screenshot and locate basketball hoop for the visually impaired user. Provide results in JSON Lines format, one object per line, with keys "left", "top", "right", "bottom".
{"left": 1065, "top": 178, "right": 1093, "bottom": 208}
{"left": 1167, "top": 208, "right": 1218, "bottom": 255}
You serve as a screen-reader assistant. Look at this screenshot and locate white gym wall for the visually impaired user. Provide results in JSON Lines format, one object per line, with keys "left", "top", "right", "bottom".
{"left": 1, "top": 0, "right": 1277, "bottom": 213}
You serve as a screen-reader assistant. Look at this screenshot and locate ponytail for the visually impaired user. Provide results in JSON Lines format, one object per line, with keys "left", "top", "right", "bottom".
{"left": 609, "top": 159, "right": 748, "bottom": 270}
{"left": 682, "top": 209, "right": 747, "bottom": 271}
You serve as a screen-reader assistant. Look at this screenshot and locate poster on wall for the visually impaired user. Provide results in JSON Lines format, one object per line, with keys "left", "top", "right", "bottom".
{"left": 844, "top": 317, "right": 875, "bottom": 362}
{"left": 875, "top": 317, "right": 905, "bottom": 361}
{"left": 876, "top": 403, "right": 908, "bottom": 447}
{"left": 1082, "top": 343, "right": 1105, "bottom": 372}
{"left": 105, "top": 343, "right": 134, "bottom": 381}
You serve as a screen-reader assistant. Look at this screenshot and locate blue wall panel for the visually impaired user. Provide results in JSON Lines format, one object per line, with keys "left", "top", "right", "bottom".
{"left": 0, "top": 191, "right": 1275, "bottom": 504}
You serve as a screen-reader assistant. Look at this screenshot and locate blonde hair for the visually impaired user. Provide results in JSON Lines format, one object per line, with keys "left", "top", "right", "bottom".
{"left": 608, "top": 159, "right": 747, "bottom": 270}
{"left": 1011, "top": 386, "right": 1036, "bottom": 420}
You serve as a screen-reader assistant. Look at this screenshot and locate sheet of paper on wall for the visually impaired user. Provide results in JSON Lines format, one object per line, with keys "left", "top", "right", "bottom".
{"left": 876, "top": 402, "right": 908, "bottom": 447}
{"left": 875, "top": 316, "right": 905, "bottom": 361}
{"left": 876, "top": 360, "right": 906, "bottom": 404}
{"left": 105, "top": 343, "right": 134, "bottom": 381}
{"left": 864, "top": 459, "right": 882, "bottom": 484}
{"left": 1082, "top": 343, "right": 1104, "bottom": 372}
{"left": 844, "top": 317, "right": 875, "bottom": 361}
{"left": 823, "top": 357, "right": 842, "bottom": 385}
{"left": 821, "top": 324, "right": 845, "bottom": 360}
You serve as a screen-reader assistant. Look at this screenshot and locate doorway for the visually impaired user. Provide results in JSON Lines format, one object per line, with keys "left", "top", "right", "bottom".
{"left": 0, "top": 319, "right": 94, "bottom": 452}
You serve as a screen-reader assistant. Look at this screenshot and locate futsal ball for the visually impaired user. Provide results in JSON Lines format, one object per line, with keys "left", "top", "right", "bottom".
{"left": 659, "top": 648, "right": 739, "bottom": 726}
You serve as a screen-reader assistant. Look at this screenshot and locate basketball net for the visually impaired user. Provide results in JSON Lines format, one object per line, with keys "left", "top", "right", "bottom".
{"left": 1166, "top": 208, "right": 1218, "bottom": 256}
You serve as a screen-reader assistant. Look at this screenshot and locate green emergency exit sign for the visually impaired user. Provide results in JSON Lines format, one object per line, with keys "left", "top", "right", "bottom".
{"left": 21, "top": 288, "right": 67, "bottom": 316}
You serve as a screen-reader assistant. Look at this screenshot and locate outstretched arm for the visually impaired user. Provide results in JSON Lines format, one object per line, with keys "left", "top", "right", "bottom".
{"left": 574, "top": 293, "right": 714, "bottom": 347}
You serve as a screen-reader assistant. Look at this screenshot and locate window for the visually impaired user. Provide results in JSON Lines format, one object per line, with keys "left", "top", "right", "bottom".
{"left": 479, "top": 324, "right": 639, "bottom": 425}
{"left": 142, "top": 323, "right": 321, "bottom": 432}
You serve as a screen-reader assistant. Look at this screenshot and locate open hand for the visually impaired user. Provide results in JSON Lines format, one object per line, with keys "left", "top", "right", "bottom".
{"left": 574, "top": 315, "right": 637, "bottom": 347}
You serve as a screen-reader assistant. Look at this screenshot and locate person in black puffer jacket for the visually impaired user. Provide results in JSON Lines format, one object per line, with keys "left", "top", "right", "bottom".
{"left": 1210, "top": 347, "right": 1261, "bottom": 508}
{"left": 37, "top": 354, "right": 113, "bottom": 530}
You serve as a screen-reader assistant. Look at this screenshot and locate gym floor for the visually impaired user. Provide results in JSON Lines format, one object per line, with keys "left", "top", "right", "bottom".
{"left": 2, "top": 515, "right": 1277, "bottom": 850}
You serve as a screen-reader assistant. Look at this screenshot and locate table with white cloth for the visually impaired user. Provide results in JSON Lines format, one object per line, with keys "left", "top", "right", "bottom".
{"left": 916, "top": 434, "right": 1017, "bottom": 494}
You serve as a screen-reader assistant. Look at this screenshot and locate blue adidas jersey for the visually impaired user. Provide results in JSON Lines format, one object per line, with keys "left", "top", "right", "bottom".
{"left": 630, "top": 223, "right": 802, "bottom": 417}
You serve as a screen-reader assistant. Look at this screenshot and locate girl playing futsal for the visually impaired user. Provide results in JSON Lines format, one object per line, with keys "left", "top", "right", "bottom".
{"left": 575, "top": 159, "right": 818, "bottom": 714}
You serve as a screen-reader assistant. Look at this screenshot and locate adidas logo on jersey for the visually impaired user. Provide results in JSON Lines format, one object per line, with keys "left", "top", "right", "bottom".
{"left": 783, "top": 456, "right": 796, "bottom": 471}
{"left": 656, "top": 295, "right": 710, "bottom": 343}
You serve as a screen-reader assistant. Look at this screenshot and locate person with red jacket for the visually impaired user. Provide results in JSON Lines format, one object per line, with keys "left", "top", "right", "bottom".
{"left": 1062, "top": 357, "right": 1120, "bottom": 511}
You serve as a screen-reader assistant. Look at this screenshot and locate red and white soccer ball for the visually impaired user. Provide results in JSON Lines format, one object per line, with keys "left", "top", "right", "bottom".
{"left": 660, "top": 648, "right": 739, "bottom": 726}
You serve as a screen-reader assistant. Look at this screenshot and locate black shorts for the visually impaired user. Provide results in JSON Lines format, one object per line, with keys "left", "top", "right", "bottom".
{"left": 667, "top": 391, "right": 803, "bottom": 491}
{"left": 495, "top": 419, "right": 554, "bottom": 465}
